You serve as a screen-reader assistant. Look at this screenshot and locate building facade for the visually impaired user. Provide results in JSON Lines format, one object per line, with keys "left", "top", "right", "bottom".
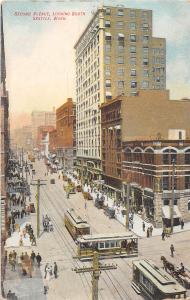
{"left": 101, "top": 90, "right": 190, "bottom": 227}
{"left": 31, "top": 109, "right": 56, "bottom": 147}
{"left": 36, "top": 125, "right": 55, "bottom": 153}
{"left": 75, "top": 5, "right": 166, "bottom": 183}
{"left": 0, "top": 4, "right": 9, "bottom": 296}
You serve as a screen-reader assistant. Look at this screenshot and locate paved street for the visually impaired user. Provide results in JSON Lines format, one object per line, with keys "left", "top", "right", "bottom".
{"left": 28, "top": 159, "right": 190, "bottom": 300}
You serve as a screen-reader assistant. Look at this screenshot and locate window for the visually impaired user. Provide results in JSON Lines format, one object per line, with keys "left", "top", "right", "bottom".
{"left": 117, "top": 56, "right": 124, "bottom": 64}
{"left": 162, "top": 173, "right": 169, "bottom": 190}
{"left": 130, "top": 46, "right": 136, "bottom": 53}
{"left": 105, "top": 44, "right": 111, "bottom": 52}
{"left": 105, "top": 20, "right": 111, "bottom": 27}
{"left": 142, "top": 81, "right": 149, "bottom": 88}
{"left": 131, "top": 81, "right": 137, "bottom": 88}
{"left": 130, "top": 34, "right": 136, "bottom": 42}
{"left": 131, "top": 69, "right": 136, "bottom": 76}
{"left": 105, "top": 67, "right": 111, "bottom": 76}
{"left": 185, "top": 150, "right": 190, "bottom": 164}
{"left": 161, "top": 57, "right": 165, "bottom": 64}
{"left": 118, "top": 45, "right": 124, "bottom": 52}
{"left": 99, "top": 242, "right": 105, "bottom": 249}
{"left": 105, "top": 35, "right": 111, "bottom": 41}
{"left": 105, "top": 8, "right": 111, "bottom": 15}
{"left": 130, "top": 10, "right": 136, "bottom": 18}
{"left": 105, "top": 56, "right": 110, "bottom": 64}
{"left": 130, "top": 22, "right": 136, "bottom": 30}
{"left": 117, "top": 21, "right": 124, "bottom": 28}
{"left": 143, "top": 47, "right": 149, "bottom": 55}
{"left": 142, "top": 11, "right": 148, "bottom": 18}
{"left": 130, "top": 57, "right": 136, "bottom": 65}
{"left": 185, "top": 172, "right": 190, "bottom": 189}
{"left": 118, "top": 67, "right": 124, "bottom": 76}
{"left": 105, "top": 241, "right": 110, "bottom": 248}
{"left": 118, "top": 33, "right": 125, "bottom": 41}
{"left": 143, "top": 35, "right": 149, "bottom": 41}
{"left": 163, "top": 149, "right": 177, "bottom": 164}
{"left": 106, "top": 79, "right": 111, "bottom": 87}
{"left": 143, "top": 69, "right": 149, "bottom": 77}
{"left": 142, "top": 23, "right": 149, "bottom": 29}
{"left": 118, "top": 9, "right": 124, "bottom": 16}
{"left": 143, "top": 58, "right": 149, "bottom": 65}
{"left": 118, "top": 81, "right": 124, "bottom": 88}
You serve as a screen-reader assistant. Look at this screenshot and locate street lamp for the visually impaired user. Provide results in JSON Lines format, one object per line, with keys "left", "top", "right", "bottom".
{"left": 170, "top": 158, "right": 176, "bottom": 234}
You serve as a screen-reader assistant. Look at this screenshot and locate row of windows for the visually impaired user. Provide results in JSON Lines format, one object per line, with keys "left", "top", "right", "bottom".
{"left": 105, "top": 20, "right": 150, "bottom": 30}
{"left": 105, "top": 67, "right": 150, "bottom": 77}
{"left": 105, "top": 80, "right": 150, "bottom": 89}
{"left": 105, "top": 56, "right": 150, "bottom": 65}
{"left": 105, "top": 8, "right": 149, "bottom": 19}
{"left": 105, "top": 44, "right": 151, "bottom": 54}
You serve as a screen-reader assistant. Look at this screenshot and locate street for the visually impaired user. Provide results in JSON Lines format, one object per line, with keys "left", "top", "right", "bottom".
{"left": 29, "top": 159, "right": 190, "bottom": 300}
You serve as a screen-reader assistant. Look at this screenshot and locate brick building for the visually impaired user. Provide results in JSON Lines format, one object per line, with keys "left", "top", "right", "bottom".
{"left": 49, "top": 98, "right": 76, "bottom": 170}
{"left": 101, "top": 90, "right": 190, "bottom": 227}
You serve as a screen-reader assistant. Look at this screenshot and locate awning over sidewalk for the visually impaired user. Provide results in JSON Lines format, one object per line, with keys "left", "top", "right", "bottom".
{"left": 162, "top": 205, "right": 181, "bottom": 219}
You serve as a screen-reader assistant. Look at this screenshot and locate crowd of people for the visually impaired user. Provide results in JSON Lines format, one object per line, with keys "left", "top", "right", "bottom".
{"left": 44, "top": 262, "right": 58, "bottom": 280}
{"left": 142, "top": 222, "right": 154, "bottom": 237}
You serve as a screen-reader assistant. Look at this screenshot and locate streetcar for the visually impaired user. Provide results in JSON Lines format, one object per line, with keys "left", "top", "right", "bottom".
{"left": 132, "top": 259, "right": 187, "bottom": 299}
{"left": 76, "top": 232, "right": 138, "bottom": 259}
{"left": 64, "top": 208, "right": 90, "bottom": 240}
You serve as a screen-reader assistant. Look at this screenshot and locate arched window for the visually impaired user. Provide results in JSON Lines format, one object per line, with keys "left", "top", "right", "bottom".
{"left": 144, "top": 148, "right": 154, "bottom": 164}
{"left": 163, "top": 148, "right": 177, "bottom": 164}
{"left": 185, "top": 149, "right": 190, "bottom": 164}
{"left": 134, "top": 148, "right": 143, "bottom": 162}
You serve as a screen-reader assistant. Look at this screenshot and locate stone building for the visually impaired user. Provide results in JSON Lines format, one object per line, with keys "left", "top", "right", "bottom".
{"left": 75, "top": 5, "right": 166, "bottom": 183}
{"left": 101, "top": 90, "right": 190, "bottom": 227}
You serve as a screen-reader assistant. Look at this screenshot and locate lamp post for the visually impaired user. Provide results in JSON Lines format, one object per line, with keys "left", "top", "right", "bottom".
{"left": 170, "top": 158, "right": 176, "bottom": 234}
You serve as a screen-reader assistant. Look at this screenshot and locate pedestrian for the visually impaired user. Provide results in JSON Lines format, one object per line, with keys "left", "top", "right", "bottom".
{"left": 149, "top": 226, "right": 153, "bottom": 237}
{"left": 161, "top": 231, "right": 165, "bottom": 241}
{"left": 31, "top": 236, "right": 36, "bottom": 246}
{"left": 7, "top": 290, "right": 12, "bottom": 299}
{"left": 146, "top": 228, "right": 150, "bottom": 238}
{"left": 142, "top": 222, "right": 145, "bottom": 232}
{"left": 181, "top": 219, "right": 184, "bottom": 230}
{"left": 36, "top": 253, "right": 42, "bottom": 267}
{"left": 53, "top": 262, "right": 58, "bottom": 278}
{"left": 12, "top": 250, "right": 17, "bottom": 260}
{"left": 30, "top": 251, "right": 36, "bottom": 264}
{"left": 44, "top": 263, "right": 48, "bottom": 279}
{"left": 170, "top": 244, "right": 175, "bottom": 257}
{"left": 84, "top": 201, "right": 87, "bottom": 210}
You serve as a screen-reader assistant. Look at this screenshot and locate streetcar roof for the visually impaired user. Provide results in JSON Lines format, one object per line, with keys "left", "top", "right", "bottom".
{"left": 77, "top": 232, "right": 137, "bottom": 243}
{"left": 133, "top": 260, "right": 186, "bottom": 294}
{"left": 65, "top": 209, "right": 90, "bottom": 228}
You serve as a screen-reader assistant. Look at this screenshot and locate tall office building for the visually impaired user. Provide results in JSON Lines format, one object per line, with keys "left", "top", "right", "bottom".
{"left": 74, "top": 6, "right": 166, "bottom": 182}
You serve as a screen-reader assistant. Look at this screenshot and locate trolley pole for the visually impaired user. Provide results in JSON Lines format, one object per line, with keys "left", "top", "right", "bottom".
{"left": 123, "top": 182, "right": 130, "bottom": 230}
{"left": 170, "top": 159, "right": 176, "bottom": 234}
{"left": 31, "top": 179, "right": 46, "bottom": 238}
{"left": 73, "top": 251, "right": 117, "bottom": 300}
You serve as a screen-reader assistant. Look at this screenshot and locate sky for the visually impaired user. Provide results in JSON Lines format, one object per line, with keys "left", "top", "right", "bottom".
{"left": 2, "top": 0, "right": 190, "bottom": 128}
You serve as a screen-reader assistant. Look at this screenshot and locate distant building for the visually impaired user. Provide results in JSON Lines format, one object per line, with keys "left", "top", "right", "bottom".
{"left": 36, "top": 125, "right": 55, "bottom": 154}
{"left": 101, "top": 90, "right": 190, "bottom": 227}
{"left": 49, "top": 98, "right": 76, "bottom": 170}
{"left": 75, "top": 5, "right": 166, "bottom": 183}
{"left": 31, "top": 110, "right": 56, "bottom": 147}
{"left": 11, "top": 125, "right": 33, "bottom": 152}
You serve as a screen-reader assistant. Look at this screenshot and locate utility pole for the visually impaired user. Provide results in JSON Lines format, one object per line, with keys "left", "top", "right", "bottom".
{"left": 170, "top": 159, "right": 176, "bottom": 234}
{"left": 31, "top": 179, "right": 46, "bottom": 238}
{"left": 73, "top": 251, "right": 117, "bottom": 300}
{"left": 123, "top": 181, "right": 130, "bottom": 230}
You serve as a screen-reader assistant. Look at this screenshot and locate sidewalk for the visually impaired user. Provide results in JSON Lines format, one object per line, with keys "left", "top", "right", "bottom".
{"left": 3, "top": 194, "right": 46, "bottom": 299}
{"left": 66, "top": 173, "right": 190, "bottom": 238}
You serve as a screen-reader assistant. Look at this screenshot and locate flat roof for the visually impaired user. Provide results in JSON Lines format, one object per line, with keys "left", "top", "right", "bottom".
{"left": 77, "top": 232, "right": 137, "bottom": 242}
{"left": 65, "top": 209, "right": 90, "bottom": 229}
{"left": 133, "top": 260, "right": 186, "bottom": 295}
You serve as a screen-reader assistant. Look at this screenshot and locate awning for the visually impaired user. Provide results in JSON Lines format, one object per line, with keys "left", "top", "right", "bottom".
{"left": 105, "top": 32, "right": 112, "bottom": 37}
{"left": 51, "top": 154, "right": 56, "bottom": 158}
{"left": 162, "top": 205, "right": 181, "bottom": 219}
{"left": 118, "top": 33, "right": 125, "bottom": 38}
{"left": 114, "top": 125, "right": 121, "bottom": 130}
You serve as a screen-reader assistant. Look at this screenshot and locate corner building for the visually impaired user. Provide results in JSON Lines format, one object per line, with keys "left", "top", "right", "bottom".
{"left": 74, "top": 6, "right": 166, "bottom": 183}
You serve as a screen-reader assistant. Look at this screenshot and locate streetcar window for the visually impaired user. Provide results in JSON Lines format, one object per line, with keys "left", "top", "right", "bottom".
{"left": 105, "top": 242, "right": 110, "bottom": 248}
{"left": 99, "top": 242, "right": 105, "bottom": 249}
{"left": 110, "top": 241, "right": 115, "bottom": 248}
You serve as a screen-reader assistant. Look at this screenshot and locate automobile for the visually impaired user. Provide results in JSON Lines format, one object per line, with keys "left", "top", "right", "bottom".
{"left": 50, "top": 179, "right": 55, "bottom": 184}
{"left": 104, "top": 206, "right": 115, "bottom": 219}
